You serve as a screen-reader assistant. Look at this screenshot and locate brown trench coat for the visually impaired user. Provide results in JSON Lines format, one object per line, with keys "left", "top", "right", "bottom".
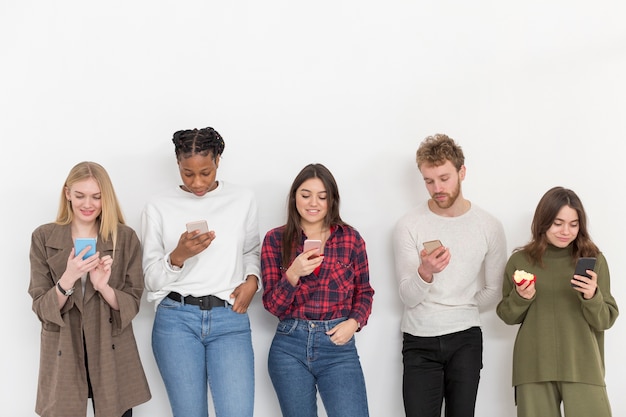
{"left": 29, "top": 223, "right": 151, "bottom": 417}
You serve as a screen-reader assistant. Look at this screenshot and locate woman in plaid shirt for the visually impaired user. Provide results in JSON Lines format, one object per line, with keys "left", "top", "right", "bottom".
{"left": 261, "top": 163, "right": 375, "bottom": 417}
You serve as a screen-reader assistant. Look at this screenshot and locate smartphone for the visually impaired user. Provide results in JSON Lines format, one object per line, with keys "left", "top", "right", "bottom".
{"left": 423, "top": 240, "right": 443, "bottom": 255}
{"left": 303, "top": 239, "right": 322, "bottom": 258}
{"left": 75, "top": 238, "right": 97, "bottom": 260}
{"left": 572, "top": 257, "right": 596, "bottom": 287}
{"left": 186, "top": 220, "right": 209, "bottom": 235}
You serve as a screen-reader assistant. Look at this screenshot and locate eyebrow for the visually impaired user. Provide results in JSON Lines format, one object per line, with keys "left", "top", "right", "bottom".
{"left": 300, "top": 188, "right": 327, "bottom": 193}
{"left": 554, "top": 217, "right": 578, "bottom": 223}
{"left": 73, "top": 191, "right": 101, "bottom": 197}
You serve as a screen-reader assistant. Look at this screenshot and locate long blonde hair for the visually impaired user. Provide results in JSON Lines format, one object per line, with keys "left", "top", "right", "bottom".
{"left": 56, "top": 161, "right": 125, "bottom": 249}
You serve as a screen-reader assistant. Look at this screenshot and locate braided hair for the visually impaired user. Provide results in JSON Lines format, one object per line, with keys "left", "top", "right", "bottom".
{"left": 172, "top": 127, "right": 226, "bottom": 161}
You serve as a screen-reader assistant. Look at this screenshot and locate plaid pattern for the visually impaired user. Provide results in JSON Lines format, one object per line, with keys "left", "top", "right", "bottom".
{"left": 261, "top": 224, "right": 374, "bottom": 327}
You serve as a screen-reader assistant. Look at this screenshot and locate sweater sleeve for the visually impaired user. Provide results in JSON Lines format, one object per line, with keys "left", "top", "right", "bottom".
{"left": 475, "top": 217, "right": 507, "bottom": 308}
{"left": 496, "top": 255, "right": 535, "bottom": 325}
{"left": 241, "top": 195, "right": 261, "bottom": 288}
{"left": 392, "top": 215, "right": 432, "bottom": 308}
{"left": 140, "top": 203, "right": 183, "bottom": 292}
{"left": 579, "top": 253, "right": 619, "bottom": 331}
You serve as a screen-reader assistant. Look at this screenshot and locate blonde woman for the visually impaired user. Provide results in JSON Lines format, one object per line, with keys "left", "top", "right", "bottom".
{"left": 29, "top": 161, "right": 150, "bottom": 417}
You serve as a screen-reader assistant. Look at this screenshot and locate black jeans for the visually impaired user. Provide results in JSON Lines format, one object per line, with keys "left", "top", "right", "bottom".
{"left": 402, "top": 327, "right": 483, "bottom": 417}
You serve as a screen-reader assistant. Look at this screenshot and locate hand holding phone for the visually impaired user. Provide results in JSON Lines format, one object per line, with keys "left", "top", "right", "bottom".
{"left": 186, "top": 220, "right": 209, "bottom": 237}
{"left": 423, "top": 240, "right": 444, "bottom": 257}
{"left": 303, "top": 239, "right": 322, "bottom": 259}
{"left": 75, "top": 238, "right": 97, "bottom": 260}
{"left": 572, "top": 257, "right": 596, "bottom": 288}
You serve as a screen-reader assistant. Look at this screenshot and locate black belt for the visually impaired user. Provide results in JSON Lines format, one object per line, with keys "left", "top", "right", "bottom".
{"left": 167, "top": 292, "right": 228, "bottom": 310}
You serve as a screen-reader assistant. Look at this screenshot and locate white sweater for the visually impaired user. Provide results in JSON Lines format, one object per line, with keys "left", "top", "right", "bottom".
{"left": 393, "top": 202, "right": 507, "bottom": 337}
{"left": 141, "top": 181, "right": 261, "bottom": 307}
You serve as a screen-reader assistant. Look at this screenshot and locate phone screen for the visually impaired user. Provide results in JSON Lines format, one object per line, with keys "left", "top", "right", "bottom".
{"left": 75, "top": 238, "right": 97, "bottom": 260}
{"left": 572, "top": 257, "right": 596, "bottom": 287}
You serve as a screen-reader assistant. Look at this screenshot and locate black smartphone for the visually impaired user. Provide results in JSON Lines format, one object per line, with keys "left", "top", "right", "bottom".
{"left": 572, "top": 257, "right": 596, "bottom": 288}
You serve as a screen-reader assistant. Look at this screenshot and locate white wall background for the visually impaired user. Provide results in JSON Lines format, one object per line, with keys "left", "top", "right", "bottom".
{"left": 2, "top": 1, "right": 625, "bottom": 416}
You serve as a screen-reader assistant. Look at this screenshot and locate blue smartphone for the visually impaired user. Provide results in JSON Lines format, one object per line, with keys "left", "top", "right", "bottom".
{"left": 75, "top": 238, "right": 97, "bottom": 260}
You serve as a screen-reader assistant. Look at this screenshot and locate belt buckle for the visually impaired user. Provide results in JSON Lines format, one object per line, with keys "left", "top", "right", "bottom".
{"left": 198, "top": 295, "right": 212, "bottom": 310}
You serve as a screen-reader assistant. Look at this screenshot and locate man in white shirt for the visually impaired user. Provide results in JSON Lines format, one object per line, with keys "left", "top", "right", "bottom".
{"left": 393, "top": 134, "right": 507, "bottom": 417}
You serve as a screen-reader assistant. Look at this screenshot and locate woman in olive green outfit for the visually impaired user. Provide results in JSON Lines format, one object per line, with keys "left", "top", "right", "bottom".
{"left": 497, "top": 187, "right": 618, "bottom": 417}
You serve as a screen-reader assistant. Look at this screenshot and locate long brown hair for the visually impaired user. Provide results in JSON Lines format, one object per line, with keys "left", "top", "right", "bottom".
{"left": 281, "top": 164, "right": 348, "bottom": 267}
{"left": 56, "top": 162, "right": 125, "bottom": 248}
{"left": 519, "top": 186, "right": 599, "bottom": 265}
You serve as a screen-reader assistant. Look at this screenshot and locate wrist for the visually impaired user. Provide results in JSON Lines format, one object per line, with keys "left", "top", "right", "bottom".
{"left": 169, "top": 252, "right": 184, "bottom": 268}
{"left": 245, "top": 275, "right": 259, "bottom": 291}
{"left": 285, "top": 269, "right": 300, "bottom": 286}
{"left": 56, "top": 280, "right": 75, "bottom": 296}
{"left": 349, "top": 318, "right": 361, "bottom": 331}
{"left": 417, "top": 265, "right": 433, "bottom": 283}
{"left": 94, "top": 283, "right": 110, "bottom": 293}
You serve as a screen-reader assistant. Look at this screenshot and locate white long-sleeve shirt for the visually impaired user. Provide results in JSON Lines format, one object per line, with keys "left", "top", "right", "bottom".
{"left": 141, "top": 181, "right": 261, "bottom": 307}
{"left": 393, "top": 202, "right": 507, "bottom": 337}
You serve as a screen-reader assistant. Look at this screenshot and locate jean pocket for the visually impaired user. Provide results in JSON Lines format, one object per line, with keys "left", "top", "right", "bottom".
{"left": 276, "top": 320, "right": 297, "bottom": 335}
{"left": 158, "top": 296, "right": 181, "bottom": 309}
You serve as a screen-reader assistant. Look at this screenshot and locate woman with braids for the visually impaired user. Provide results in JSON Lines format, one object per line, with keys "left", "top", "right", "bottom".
{"left": 261, "top": 163, "right": 374, "bottom": 417}
{"left": 497, "top": 187, "right": 618, "bottom": 417}
{"left": 29, "top": 161, "right": 151, "bottom": 417}
{"left": 141, "top": 127, "right": 261, "bottom": 417}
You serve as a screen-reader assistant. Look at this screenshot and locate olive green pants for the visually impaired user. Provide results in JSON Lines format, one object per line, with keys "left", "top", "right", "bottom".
{"left": 516, "top": 381, "right": 612, "bottom": 417}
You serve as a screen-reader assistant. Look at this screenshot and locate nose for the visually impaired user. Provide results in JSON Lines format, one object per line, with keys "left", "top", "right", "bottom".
{"left": 191, "top": 175, "right": 205, "bottom": 188}
{"left": 432, "top": 181, "right": 444, "bottom": 193}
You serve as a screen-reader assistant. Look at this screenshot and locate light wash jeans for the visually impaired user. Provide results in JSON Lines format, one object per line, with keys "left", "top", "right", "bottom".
{"left": 152, "top": 296, "right": 254, "bottom": 417}
{"left": 268, "top": 317, "right": 369, "bottom": 417}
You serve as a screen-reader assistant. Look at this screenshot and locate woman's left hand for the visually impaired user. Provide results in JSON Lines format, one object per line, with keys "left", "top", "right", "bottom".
{"left": 230, "top": 275, "right": 258, "bottom": 313}
{"left": 326, "top": 318, "right": 359, "bottom": 346}
{"left": 89, "top": 255, "right": 113, "bottom": 292}
{"left": 572, "top": 269, "right": 598, "bottom": 300}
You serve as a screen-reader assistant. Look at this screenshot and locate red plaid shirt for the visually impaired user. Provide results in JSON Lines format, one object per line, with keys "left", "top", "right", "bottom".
{"left": 261, "top": 224, "right": 374, "bottom": 327}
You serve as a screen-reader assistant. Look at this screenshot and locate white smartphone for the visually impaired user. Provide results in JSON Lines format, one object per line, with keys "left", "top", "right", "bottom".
{"left": 303, "top": 239, "right": 322, "bottom": 258}
{"left": 423, "top": 239, "right": 443, "bottom": 255}
{"left": 186, "top": 220, "right": 209, "bottom": 235}
{"left": 75, "top": 237, "right": 97, "bottom": 260}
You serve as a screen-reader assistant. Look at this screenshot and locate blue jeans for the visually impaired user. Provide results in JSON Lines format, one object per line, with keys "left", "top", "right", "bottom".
{"left": 152, "top": 296, "right": 254, "bottom": 417}
{"left": 268, "top": 317, "right": 369, "bottom": 417}
{"left": 402, "top": 327, "right": 483, "bottom": 417}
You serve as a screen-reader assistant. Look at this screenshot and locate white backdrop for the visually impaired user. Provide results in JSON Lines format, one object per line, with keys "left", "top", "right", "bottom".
{"left": 2, "top": 1, "right": 625, "bottom": 416}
